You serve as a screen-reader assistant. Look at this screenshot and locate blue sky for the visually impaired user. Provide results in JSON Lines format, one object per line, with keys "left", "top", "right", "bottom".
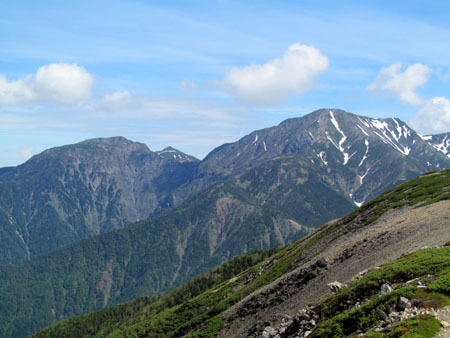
{"left": 1, "top": 0, "right": 450, "bottom": 166}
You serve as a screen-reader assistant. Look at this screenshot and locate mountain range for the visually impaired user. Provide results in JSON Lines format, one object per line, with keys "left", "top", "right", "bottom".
{"left": 0, "top": 108, "right": 449, "bottom": 337}
{"left": 1, "top": 109, "right": 449, "bottom": 267}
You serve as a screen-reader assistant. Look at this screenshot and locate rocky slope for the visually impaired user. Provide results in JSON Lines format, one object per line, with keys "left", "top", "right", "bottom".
{"left": 0, "top": 137, "right": 198, "bottom": 264}
{"left": 33, "top": 169, "right": 450, "bottom": 337}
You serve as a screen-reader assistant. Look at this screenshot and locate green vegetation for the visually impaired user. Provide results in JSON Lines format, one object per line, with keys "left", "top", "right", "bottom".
{"left": 312, "top": 247, "right": 450, "bottom": 337}
{"left": 428, "top": 273, "right": 450, "bottom": 296}
{"left": 389, "top": 314, "right": 440, "bottom": 338}
{"left": 233, "top": 154, "right": 356, "bottom": 227}
{"left": 345, "top": 169, "right": 450, "bottom": 224}
{"left": 34, "top": 224, "right": 326, "bottom": 337}
{"left": 0, "top": 180, "right": 307, "bottom": 338}
{"left": 32, "top": 249, "right": 274, "bottom": 338}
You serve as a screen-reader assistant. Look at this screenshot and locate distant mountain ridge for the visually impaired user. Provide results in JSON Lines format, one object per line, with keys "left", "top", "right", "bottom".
{"left": 0, "top": 136, "right": 198, "bottom": 264}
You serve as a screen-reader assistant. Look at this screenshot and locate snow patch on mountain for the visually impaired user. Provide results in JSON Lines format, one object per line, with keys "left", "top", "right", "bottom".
{"left": 418, "top": 134, "right": 432, "bottom": 141}
{"left": 253, "top": 134, "right": 258, "bottom": 144}
{"left": 431, "top": 135, "right": 449, "bottom": 156}
{"left": 357, "top": 124, "right": 369, "bottom": 136}
{"left": 361, "top": 118, "right": 411, "bottom": 156}
{"left": 359, "top": 167, "right": 371, "bottom": 185}
{"left": 329, "top": 110, "right": 350, "bottom": 165}
{"left": 358, "top": 139, "right": 369, "bottom": 167}
{"left": 354, "top": 200, "right": 364, "bottom": 207}
{"left": 419, "top": 134, "right": 450, "bottom": 158}
{"left": 318, "top": 151, "right": 328, "bottom": 165}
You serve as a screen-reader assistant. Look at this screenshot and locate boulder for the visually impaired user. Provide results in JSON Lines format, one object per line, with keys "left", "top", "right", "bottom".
{"left": 397, "top": 297, "right": 410, "bottom": 311}
{"left": 327, "top": 281, "right": 346, "bottom": 292}
{"left": 378, "top": 283, "right": 394, "bottom": 295}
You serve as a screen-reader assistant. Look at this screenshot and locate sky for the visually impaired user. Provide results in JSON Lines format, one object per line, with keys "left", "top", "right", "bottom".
{"left": 1, "top": 0, "right": 450, "bottom": 167}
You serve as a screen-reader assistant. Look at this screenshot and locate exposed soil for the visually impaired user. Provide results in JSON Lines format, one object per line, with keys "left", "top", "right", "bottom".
{"left": 219, "top": 199, "right": 450, "bottom": 337}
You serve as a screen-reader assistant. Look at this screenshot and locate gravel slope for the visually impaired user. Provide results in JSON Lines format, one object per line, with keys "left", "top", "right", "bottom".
{"left": 219, "top": 199, "right": 450, "bottom": 337}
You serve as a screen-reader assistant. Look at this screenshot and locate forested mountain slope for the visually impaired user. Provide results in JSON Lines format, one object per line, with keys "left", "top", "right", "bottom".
{"left": 0, "top": 180, "right": 311, "bottom": 338}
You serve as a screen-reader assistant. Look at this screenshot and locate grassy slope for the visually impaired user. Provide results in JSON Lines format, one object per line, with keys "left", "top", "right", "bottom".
{"left": 312, "top": 246, "right": 450, "bottom": 337}
{"left": 34, "top": 169, "right": 450, "bottom": 337}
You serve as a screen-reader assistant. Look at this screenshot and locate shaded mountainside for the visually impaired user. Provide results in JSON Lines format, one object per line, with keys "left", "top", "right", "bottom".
{"left": 0, "top": 137, "right": 198, "bottom": 265}
{"left": 0, "top": 181, "right": 311, "bottom": 338}
{"left": 33, "top": 169, "right": 450, "bottom": 337}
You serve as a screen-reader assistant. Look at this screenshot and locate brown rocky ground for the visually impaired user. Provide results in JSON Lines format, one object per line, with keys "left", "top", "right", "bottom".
{"left": 434, "top": 306, "right": 450, "bottom": 338}
{"left": 219, "top": 199, "right": 450, "bottom": 337}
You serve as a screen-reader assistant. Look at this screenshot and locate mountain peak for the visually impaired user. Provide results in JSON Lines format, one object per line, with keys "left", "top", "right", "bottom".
{"left": 78, "top": 136, "right": 134, "bottom": 145}
{"left": 156, "top": 146, "right": 199, "bottom": 162}
{"left": 197, "top": 108, "right": 450, "bottom": 208}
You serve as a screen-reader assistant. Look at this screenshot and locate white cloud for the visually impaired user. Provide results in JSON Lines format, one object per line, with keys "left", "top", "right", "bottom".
{"left": 410, "top": 96, "right": 450, "bottom": 134}
{"left": 0, "top": 75, "right": 36, "bottom": 105}
{"left": 0, "top": 63, "right": 94, "bottom": 106}
{"left": 34, "top": 63, "right": 94, "bottom": 103}
{"left": 367, "top": 62, "right": 431, "bottom": 105}
{"left": 20, "top": 146, "right": 34, "bottom": 161}
{"left": 221, "top": 43, "right": 329, "bottom": 105}
{"left": 100, "top": 90, "right": 136, "bottom": 112}
{"left": 103, "top": 90, "right": 132, "bottom": 103}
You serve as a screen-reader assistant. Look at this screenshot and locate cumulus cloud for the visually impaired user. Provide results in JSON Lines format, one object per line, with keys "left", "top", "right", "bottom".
{"left": 34, "top": 63, "right": 94, "bottom": 103}
{"left": 221, "top": 43, "right": 329, "bottom": 105}
{"left": 100, "top": 90, "right": 135, "bottom": 112}
{"left": 367, "top": 62, "right": 431, "bottom": 105}
{"left": 0, "top": 63, "right": 94, "bottom": 106}
{"left": 410, "top": 97, "right": 450, "bottom": 134}
{"left": 0, "top": 75, "right": 35, "bottom": 105}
